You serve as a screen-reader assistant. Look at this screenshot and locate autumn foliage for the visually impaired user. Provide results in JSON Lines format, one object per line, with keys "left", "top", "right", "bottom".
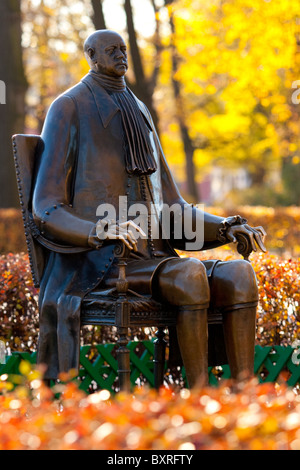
{"left": 1, "top": 205, "right": 300, "bottom": 352}
{"left": 0, "top": 209, "right": 26, "bottom": 254}
{"left": 204, "top": 206, "right": 300, "bottom": 256}
{"left": 253, "top": 254, "right": 300, "bottom": 347}
{"left": 0, "top": 253, "right": 39, "bottom": 352}
{"left": 0, "top": 246, "right": 299, "bottom": 450}
{"left": 1, "top": 249, "right": 300, "bottom": 353}
{"left": 166, "top": 0, "right": 300, "bottom": 205}
{"left": 0, "top": 365, "right": 299, "bottom": 450}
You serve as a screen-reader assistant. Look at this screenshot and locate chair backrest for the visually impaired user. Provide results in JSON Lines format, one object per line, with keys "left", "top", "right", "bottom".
{"left": 12, "top": 134, "right": 44, "bottom": 287}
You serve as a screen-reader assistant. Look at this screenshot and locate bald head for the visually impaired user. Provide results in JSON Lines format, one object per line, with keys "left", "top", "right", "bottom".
{"left": 84, "top": 30, "right": 128, "bottom": 78}
{"left": 84, "top": 30, "right": 124, "bottom": 54}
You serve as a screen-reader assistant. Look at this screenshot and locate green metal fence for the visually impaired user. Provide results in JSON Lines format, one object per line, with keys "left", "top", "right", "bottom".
{"left": 0, "top": 343, "right": 299, "bottom": 393}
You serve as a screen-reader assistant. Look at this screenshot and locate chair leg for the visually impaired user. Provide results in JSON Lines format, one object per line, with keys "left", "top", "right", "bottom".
{"left": 154, "top": 327, "right": 167, "bottom": 389}
{"left": 116, "top": 328, "right": 131, "bottom": 393}
{"left": 116, "top": 301, "right": 131, "bottom": 393}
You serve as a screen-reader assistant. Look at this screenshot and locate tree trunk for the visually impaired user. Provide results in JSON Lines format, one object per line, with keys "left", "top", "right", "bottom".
{"left": 123, "top": 0, "right": 160, "bottom": 132}
{"left": 167, "top": 6, "right": 199, "bottom": 202}
{"left": 90, "top": 0, "right": 107, "bottom": 30}
{"left": 0, "top": 0, "right": 27, "bottom": 208}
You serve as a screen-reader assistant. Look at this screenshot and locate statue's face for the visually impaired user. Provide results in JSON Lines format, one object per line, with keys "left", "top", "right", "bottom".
{"left": 91, "top": 32, "right": 128, "bottom": 77}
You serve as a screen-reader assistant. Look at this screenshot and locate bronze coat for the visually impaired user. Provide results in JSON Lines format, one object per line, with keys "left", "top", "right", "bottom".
{"left": 32, "top": 73, "right": 225, "bottom": 379}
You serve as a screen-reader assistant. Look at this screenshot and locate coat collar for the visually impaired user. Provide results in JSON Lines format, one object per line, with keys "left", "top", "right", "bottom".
{"left": 81, "top": 73, "right": 152, "bottom": 130}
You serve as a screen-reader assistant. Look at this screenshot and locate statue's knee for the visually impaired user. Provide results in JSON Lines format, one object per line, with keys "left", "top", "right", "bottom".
{"left": 157, "top": 258, "right": 210, "bottom": 306}
{"left": 182, "top": 259, "right": 210, "bottom": 305}
{"left": 234, "top": 259, "right": 258, "bottom": 299}
{"left": 211, "top": 259, "right": 258, "bottom": 307}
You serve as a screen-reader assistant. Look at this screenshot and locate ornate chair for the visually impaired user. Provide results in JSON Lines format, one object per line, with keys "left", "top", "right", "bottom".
{"left": 12, "top": 134, "right": 253, "bottom": 392}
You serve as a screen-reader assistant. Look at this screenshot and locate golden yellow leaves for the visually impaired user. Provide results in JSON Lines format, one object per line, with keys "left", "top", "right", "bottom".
{"left": 167, "top": 0, "right": 300, "bottom": 180}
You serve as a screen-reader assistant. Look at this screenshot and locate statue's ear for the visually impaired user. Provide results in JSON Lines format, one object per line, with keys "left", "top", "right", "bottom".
{"left": 87, "top": 47, "right": 96, "bottom": 61}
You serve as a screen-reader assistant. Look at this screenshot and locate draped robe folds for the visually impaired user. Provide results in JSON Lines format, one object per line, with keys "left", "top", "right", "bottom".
{"left": 32, "top": 73, "right": 227, "bottom": 379}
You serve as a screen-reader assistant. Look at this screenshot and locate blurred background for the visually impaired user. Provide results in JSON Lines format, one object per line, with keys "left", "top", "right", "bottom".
{"left": 1, "top": 0, "right": 300, "bottom": 255}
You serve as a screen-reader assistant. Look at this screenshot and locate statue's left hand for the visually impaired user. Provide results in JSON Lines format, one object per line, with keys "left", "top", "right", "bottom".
{"left": 226, "top": 224, "right": 267, "bottom": 253}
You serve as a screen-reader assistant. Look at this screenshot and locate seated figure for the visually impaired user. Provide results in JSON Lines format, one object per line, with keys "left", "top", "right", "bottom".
{"left": 30, "top": 30, "right": 266, "bottom": 388}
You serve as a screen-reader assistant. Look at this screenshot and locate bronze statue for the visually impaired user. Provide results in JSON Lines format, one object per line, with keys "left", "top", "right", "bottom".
{"left": 30, "top": 30, "right": 266, "bottom": 388}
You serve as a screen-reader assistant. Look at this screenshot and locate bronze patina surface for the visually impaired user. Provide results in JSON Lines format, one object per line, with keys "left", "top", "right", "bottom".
{"left": 24, "top": 30, "right": 266, "bottom": 387}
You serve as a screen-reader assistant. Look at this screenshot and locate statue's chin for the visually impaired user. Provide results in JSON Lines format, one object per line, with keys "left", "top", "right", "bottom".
{"left": 114, "top": 65, "right": 127, "bottom": 76}
{"left": 95, "top": 65, "right": 127, "bottom": 78}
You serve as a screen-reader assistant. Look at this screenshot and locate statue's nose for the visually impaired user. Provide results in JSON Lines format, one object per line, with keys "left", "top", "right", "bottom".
{"left": 116, "top": 49, "right": 126, "bottom": 60}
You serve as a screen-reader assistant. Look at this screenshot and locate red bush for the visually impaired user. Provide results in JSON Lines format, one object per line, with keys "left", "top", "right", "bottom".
{"left": 253, "top": 254, "right": 300, "bottom": 346}
{"left": 1, "top": 251, "right": 300, "bottom": 352}
{"left": 0, "top": 253, "right": 39, "bottom": 352}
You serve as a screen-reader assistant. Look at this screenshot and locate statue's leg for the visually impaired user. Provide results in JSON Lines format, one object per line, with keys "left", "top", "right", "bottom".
{"left": 222, "top": 306, "right": 257, "bottom": 380}
{"left": 38, "top": 299, "right": 59, "bottom": 380}
{"left": 57, "top": 295, "right": 81, "bottom": 376}
{"left": 153, "top": 257, "right": 210, "bottom": 388}
{"left": 176, "top": 307, "right": 208, "bottom": 388}
{"left": 209, "top": 259, "right": 259, "bottom": 381}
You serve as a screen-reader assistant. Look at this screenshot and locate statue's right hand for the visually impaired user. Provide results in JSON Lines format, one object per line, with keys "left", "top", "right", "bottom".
{"left": 96, "top": 219, "right": 146, "bottom": 251}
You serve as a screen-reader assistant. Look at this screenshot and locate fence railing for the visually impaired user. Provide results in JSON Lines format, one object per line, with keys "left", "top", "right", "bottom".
{"left": 0, "top": 343, "right": 299, "bottom": 393}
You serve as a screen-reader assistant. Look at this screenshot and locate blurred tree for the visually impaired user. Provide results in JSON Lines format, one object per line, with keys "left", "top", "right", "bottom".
{"left": 0, "top": 0, "right": 27, "bottom": 208}
{"left": 165, "top": 0, "right": 199, "bottom": 201}
{"left": 22, "top": 0, "right": 93, "bottom": 132}
{"left": 172, "top": 0, "right": 300, "bottom": 202}
{"left": 123, "top": 0, "right": 160, "bottom": 130}
{"left": 281, "top": 156, "right": 300, "bottom": 206}
{"left": 91, "top": 0, "right": 107, "bottom": 30}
